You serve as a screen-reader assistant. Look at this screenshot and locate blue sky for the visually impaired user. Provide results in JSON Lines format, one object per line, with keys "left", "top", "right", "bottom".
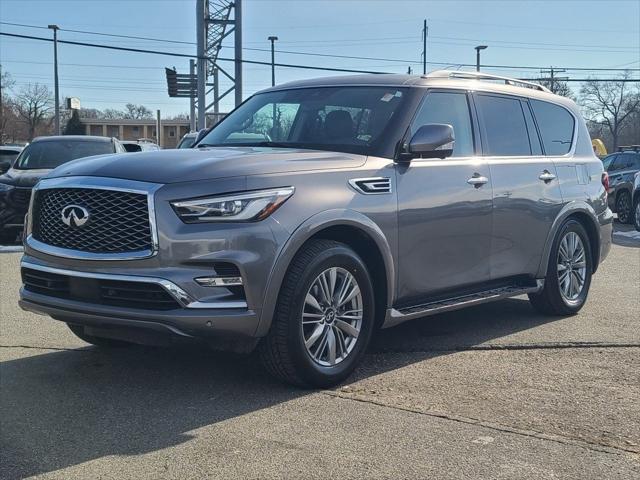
{"left": 1, "top": 0, "right": 638, "bottom": 117}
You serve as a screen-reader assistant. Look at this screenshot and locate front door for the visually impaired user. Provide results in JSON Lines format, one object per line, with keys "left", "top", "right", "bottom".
{"left": 396, "top": 90, "right": 493, "bottom": 305}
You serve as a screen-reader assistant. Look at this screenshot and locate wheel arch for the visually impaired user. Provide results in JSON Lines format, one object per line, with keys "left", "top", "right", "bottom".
{"left": 536, "top": 202, "right": 602, "bottom": 278}
{"left": 255, "top": 209, "right": 395, "bottom": 337}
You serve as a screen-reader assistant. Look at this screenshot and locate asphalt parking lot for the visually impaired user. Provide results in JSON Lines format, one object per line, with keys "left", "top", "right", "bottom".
{"left": 1, "top": 228, "right": 638, "bottom": 479}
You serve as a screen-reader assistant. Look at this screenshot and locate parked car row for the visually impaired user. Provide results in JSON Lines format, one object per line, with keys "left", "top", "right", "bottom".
{"left": 601, "top": 146, "right": 640, "bottom": 225}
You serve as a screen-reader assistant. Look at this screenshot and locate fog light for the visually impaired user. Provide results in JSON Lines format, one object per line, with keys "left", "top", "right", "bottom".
{"left": 194, "top": 276, "right": 243, "bottom": 287}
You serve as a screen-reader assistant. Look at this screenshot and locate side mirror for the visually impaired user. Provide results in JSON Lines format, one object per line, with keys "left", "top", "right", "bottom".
{"left": 406, "top": 123, "right": 455, "bottom": 160}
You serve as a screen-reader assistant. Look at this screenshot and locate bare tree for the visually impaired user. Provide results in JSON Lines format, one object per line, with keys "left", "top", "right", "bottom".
{"left": 123, "top": 103, "right": 153, "bottom": 119}
{"left": 536, "top": 78, "right": 575, "bottom": 101}
{"left": 1, "top": 66, "right": 16, "bottom": 143}
{"left": 580, "top": 72, "right": 640, "bottom": 151}
{"left": 14, "top": 83, "right": 53, "bottom": 140}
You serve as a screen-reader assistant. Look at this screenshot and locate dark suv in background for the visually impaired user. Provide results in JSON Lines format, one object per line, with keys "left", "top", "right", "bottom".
{"left": 602, "top": 146, "right": 640, "bottom": 224}
{"left": 0, "top": 136, "right": 125, "bottom": 242}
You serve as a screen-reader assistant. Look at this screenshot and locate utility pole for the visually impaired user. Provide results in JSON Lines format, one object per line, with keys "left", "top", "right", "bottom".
{"left": 422, "top": 19, "right": 428, "bottom": 75}
{"left": 0, "top": 64, "right": 4, "bottom": 144}
{"left": 196, "top": 0, "right": 206, "bottom": 130}
{"left": 234, "top": 0, "right": 243, "bottom": 106}
{"left": 156, "top": 110, "right": 162, "bottom": 148}
{"left": 48, "top": 24, "right": 60, "bottom": 135}
{"left": 189, "top": 59, "right": 196, "bottom": 131}
{"left": 475, "top": 45, "right": 487, "bottom": 72}
{"left": 540, "top": 67, "right": 567, "bottom": 94}
{"left": 268, "top": 36, "right": 278, "bottom": 87}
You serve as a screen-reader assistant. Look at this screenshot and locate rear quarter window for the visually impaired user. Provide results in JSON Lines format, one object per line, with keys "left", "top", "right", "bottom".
{"left": 530, "top": 100, "right": 575, "bottom": 155}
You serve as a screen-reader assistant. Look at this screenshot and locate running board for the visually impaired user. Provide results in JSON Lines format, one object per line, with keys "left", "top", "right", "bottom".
{"left": 383, "top": 280, "right": 544, "bottom": 329}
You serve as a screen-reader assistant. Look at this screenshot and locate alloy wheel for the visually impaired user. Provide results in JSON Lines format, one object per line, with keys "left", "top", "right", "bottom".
{"left": 302, "top": 267, "right": 363, "bottom": 367}
{"left": 557, "top": 231, "right": 587, "bottom": 302}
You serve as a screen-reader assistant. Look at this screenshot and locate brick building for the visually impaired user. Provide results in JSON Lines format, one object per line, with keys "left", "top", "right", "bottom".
{"left": 79, "top": 119, "right": 191, "bottom": 149}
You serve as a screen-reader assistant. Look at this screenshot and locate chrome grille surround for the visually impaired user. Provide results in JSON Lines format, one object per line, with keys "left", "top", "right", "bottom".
{"left": 26, "top": 176, "right": 161, "bottom": 261}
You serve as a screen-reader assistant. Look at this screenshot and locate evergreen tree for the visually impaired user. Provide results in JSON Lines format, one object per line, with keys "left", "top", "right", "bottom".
{"left": 63, "top": 109, "right": 84, "bottom": 135}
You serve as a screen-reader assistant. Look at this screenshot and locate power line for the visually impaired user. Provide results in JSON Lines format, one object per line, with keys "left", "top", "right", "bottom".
{"left": 2, "top": 30, "right": 639, "bottom": 77}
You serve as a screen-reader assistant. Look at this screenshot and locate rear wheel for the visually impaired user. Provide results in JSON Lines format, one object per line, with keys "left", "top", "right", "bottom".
{"left": 67, "top": 323, "right": 132, "bottom": 347}
{"left": 616, "top": 191, "right": 632, "bottom": 224}
{"left": 528, "top": 219, "right": 593, "bottom": 315}
{"left": 259, "top": 239, "right": 375, "bottom": 388}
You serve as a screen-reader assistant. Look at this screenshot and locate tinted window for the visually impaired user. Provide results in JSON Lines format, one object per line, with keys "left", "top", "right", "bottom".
{"left": 602, "top": 154, "right": 617, "bottom": 171}
{"left": 14, "top": 140, "right": 114, "bottom": 170}
{"left": 619, "top": 153, "right": 640, "bottom": 170}
{"left": 522, "top": 101, "right": 543, "bottom": 155}
{"left": 200, "top": 87, "right": 408, "bottom": 156}
{"left": 410, "top": 92, "right": 473, "bottom": 157}
{"left": 476, "top": 95, "right": 531, "bottom": 156}
{"left": 530, "top": 100, "right": 575, "bottom": 155}
{"left": 609, "top": 155, "right": 627, "bottom": 172}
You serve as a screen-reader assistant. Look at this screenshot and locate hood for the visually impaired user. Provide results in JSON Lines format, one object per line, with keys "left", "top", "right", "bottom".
{"left": 47, "top": 147, "right": 367, "bottom": 184}
{"left": 0, "top": 167, "right": 52, "bottom": 188}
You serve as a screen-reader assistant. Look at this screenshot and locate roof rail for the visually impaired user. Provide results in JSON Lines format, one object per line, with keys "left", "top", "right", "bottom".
{"left": 617, "top": 145, "right": 640, "bottom": 152}
{"left": 425, "top": 70, "right": 552, "bottom": 93}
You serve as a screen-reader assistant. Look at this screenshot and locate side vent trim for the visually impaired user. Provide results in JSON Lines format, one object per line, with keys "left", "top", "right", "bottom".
{"left": 348, "top": 177, "right": 392, "bottom": 195}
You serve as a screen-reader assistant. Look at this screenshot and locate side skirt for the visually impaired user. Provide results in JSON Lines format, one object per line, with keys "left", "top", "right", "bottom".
{"left": 382, "top": 280, "right": 544, "bottom": 329}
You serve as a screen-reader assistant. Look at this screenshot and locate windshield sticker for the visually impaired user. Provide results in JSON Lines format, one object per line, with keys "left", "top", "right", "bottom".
{"left": 380, "top": 93, "right": 395, "bottom": 102}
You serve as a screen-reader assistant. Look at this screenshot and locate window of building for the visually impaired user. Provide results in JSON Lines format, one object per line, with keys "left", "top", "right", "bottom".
{"left": 475, "top": 94, "right": 531, "bottom": 157}
{"left": 530, "top": 100, "right": 575, "bottom": 156}
{"left": 410, "top": 91, "right": 474, "bottom": 157}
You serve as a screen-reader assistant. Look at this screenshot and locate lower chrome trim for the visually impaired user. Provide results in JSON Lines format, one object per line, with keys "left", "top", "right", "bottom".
{"left": 26, "top": 236, "right": 154, "bottom": 261}
{"left": 20, "top": 260, "right": 248, "bottom": 310}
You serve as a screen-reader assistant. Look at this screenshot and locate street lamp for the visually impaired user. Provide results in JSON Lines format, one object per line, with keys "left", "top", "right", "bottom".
{"left": 268, "top": 36, "right": 278, "bottom": 87}
{"left": 48, "top": 24, "right": 60, "bottom": 135}
{"left": 475, "top": 45, "right": 487, "bottom": 72}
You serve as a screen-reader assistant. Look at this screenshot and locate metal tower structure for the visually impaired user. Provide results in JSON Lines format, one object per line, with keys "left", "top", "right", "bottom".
{"left": 196, "top": 0, "right": 242, "bottom": 129}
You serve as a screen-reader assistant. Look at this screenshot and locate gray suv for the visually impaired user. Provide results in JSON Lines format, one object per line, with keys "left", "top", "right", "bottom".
{"left": 19, "top": 71, "right": 612, "bottom": 387}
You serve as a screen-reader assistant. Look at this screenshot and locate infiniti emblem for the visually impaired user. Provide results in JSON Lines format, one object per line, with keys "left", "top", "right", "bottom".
{"left": 61, "top": 205, "right": 90, "bottom": 227}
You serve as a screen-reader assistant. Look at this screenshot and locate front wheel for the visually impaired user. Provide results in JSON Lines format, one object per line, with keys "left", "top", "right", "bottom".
{"left": 616, "top": 191, "right": 632, "bottom": 224}
{"left": 634, "top": 196, "right": 640, "bottom": 232}
{"left": 259, "top": 239, "right": 375, "bottom": 388}
{"left": 528, "top": 219, "right": 593, "bottom": 316}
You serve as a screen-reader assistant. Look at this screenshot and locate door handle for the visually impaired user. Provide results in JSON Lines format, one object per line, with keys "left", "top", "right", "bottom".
{"left": 539, "top": 170, "right": 557, "bottom": 183}
{"left": 467, "top": 173, "right": 488, "bottom": 188}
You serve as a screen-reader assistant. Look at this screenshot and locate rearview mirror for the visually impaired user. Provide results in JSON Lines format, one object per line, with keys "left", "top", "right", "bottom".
{"left": 406, "top": 123, "right": 455, "bottom": 160}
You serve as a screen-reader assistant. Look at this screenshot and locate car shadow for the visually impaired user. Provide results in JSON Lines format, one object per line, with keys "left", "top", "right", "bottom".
{"left": 1, "top": 297, "right": 560, "bottom": 478}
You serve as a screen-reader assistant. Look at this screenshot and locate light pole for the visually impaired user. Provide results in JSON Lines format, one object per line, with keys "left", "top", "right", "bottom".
{"left": 268, "top": 36, "right": 278, "bottom": 87}
{"left": 48, "top": 24, "right": 60, "bottom": 135}
{"left": 475, "top": 45, "right": 487, "bottom": 72}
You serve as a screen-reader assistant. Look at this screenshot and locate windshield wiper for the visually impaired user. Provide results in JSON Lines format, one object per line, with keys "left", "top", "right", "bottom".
{"left": 197, "top": 141, "right": 293, "bottom": 148}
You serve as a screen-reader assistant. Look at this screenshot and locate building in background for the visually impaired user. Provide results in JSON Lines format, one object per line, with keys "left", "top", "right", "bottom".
{"left": 78, "top": 119, "right": 190, "bottom": 148}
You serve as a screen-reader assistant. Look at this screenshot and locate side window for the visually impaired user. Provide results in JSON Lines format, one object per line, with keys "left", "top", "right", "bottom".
{"left": 410, "top": 92, "right": 474, "bottom": 157}
{"left": 602, "top": 154, "right": 617, "bottom": 171}
{"left": 530, "top": 100, "right": 575, "bottom": 155}
{"left": 522, "top": 101, "right": 543, "bottom": 155}
{"left": 631, "top": 154, "right": 640, "bottom": 170}
{"left": 475, "top": 94, "right": 531, "bottom": 156}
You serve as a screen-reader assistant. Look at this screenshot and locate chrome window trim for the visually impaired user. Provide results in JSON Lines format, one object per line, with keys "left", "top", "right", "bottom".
{"left": 26, "top": 176, "right": 160, "bottom": 261}
{"left": 21, "top": 260, "right": 248, "bottom": 310}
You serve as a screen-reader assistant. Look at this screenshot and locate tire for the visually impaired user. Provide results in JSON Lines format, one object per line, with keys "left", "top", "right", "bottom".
{"left": 633, "top": 196, "right": 640, "bottom": 232}
{"left": 258, "top": 239, "right": 375, "bottom": 388}
{"left": 616, "top": 191, "right": 632, "bottom": 224}
{"left": 67, "top": 323, "right": 132, "bottom": 348}
{"left": 528, "top": 219, "right": 593, "bottom": 316}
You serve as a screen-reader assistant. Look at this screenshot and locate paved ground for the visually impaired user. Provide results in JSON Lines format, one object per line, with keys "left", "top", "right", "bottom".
{"left": 1, "top": 229, "right": 638, "bottom": 479}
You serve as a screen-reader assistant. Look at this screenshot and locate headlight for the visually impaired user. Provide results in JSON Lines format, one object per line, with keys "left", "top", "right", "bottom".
{"left": 171, "top": 187, "right": 295, "bottom": 223}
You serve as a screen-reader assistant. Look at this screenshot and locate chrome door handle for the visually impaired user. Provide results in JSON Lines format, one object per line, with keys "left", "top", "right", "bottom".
{"left": 539, "top": 170, "right": 557, "bottom": 183}
{"left": 467, "top": 174, "right": 488, "bottom": 188}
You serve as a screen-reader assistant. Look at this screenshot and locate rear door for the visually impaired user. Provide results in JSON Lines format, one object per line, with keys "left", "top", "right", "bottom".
{"left": 396, "top": 90, "right": 493, "bottom": 305}
{"left": 474, "top": 94, "right": 564, "bottom": 280}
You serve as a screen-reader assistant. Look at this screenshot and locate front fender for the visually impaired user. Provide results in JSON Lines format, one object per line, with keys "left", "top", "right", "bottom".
{"left": 255, "top": 209, "right": 395, "bottom": 337}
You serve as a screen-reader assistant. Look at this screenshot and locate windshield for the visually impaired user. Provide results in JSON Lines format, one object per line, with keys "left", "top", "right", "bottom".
{"left": 14, "top": 140, "right": 114, "bottom": 170}
{"left": 0, "top": 150, "right": 20, "bottom": 163}
{"left": 177, "top": 135, "right": 196, "bottom": 149}
{"left": 199, "top": 86, "right": 407, "bottom": 155}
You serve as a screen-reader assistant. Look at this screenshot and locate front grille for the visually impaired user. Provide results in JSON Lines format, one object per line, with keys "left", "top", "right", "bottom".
{"left": 22, "top": 267, "right": 181, "bottom": 310}
{"left": 32, "top": 188, "right": 152, "bottom": 254}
